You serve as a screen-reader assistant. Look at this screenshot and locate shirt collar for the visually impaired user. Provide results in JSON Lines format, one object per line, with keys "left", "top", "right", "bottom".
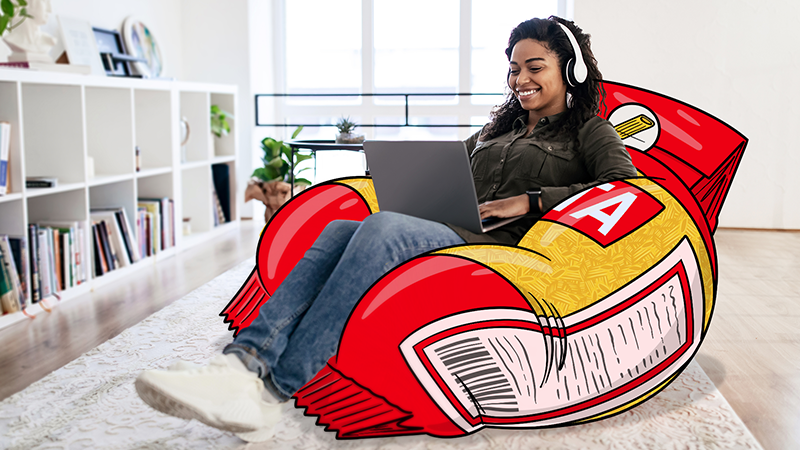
{"left": 512, "top": 111, "right": 567, "bottom": 132}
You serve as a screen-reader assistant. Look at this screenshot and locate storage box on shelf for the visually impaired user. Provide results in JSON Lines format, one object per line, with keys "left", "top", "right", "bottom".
{"left": 0, "top": 69, "right": 239, "bottom": 331}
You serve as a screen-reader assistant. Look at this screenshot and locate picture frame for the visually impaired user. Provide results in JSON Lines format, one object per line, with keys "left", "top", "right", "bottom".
{"left": 56, "top": 15, "right": 106, "bottom": 76}
{"left": 92, "top": 27, "right": 131, "bottom": 76}
{"left": 121, "top": 16, "right": 164, "bottom": 78}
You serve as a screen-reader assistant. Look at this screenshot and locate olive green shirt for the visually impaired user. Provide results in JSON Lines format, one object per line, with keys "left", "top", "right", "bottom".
{"left": 447, "top": 112, "right": 637, "bottom": 245}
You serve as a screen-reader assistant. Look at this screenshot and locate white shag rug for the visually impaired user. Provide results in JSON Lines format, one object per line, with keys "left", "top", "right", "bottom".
{"left": 0, "top": 260, "right": 763, "bottom": 450}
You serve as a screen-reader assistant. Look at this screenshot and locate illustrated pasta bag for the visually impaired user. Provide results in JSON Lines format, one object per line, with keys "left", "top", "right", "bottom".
{"left": 223, "top": 82, "right": 747, "bottom": 439}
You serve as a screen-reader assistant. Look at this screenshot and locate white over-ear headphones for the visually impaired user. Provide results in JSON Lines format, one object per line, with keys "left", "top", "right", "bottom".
{"left": 556, "top": 22, "right": 587, "bottom": 87}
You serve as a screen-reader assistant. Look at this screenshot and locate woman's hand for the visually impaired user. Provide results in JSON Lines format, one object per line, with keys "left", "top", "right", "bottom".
{"left": 479, "top": 193, "right": 535, "bottom": 219}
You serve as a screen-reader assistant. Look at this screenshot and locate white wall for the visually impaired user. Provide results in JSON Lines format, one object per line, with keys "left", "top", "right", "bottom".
{"left": 575, "top": 0, "right": 800, "bottom": 229}
{"left": 180, "top": 0, "right": 254, "bottom": 219}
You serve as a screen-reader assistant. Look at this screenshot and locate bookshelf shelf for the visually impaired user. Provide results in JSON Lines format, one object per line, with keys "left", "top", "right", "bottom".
{"left": 181, "top": 160, "right": 210, "bottom": 170}
{"left": 0, "top": 193, "right": 22, "bottom": 204}
{"left": 25, "top": 182, "right": 86, "bottom": 198}
{"left": 88, "top": 174, "right": 134, "bottom": 187}
{"left": 0, "top": 69, "right": 239, "bottom": 329}
{"left": 212, "top": 155, "right": 236, "bottom": 164}
{"left": 136, "top": 167, "right": 173, "bottom": 179}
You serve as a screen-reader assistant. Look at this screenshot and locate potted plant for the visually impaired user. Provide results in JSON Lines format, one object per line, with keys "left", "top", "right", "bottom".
{"left": 335, "top": 116, "right": 365, "bottom": 144}
{"left": 0, "top": 0, "right": 33, "bottom": 37}
{"left": 210, "top": 104, "right": 233, "bottom": 138}
{"left": 246, "top": 126, "right": 314, "bottom": 221}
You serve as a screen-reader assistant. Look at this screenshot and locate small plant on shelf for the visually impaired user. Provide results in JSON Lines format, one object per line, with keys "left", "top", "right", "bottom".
{"left": 335, "top": 116, "right": 365, "bottom": 144}
{"left": 210, "top": 105, "right": 234, "bottom": 138}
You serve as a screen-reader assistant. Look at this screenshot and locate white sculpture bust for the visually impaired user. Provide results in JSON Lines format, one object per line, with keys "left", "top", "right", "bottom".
{"left": 3, "top": 0, "right": 57, "bottom": 63}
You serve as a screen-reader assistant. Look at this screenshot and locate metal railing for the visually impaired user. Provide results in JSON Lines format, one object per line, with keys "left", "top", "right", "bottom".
{"left": 254, "top": 92, "right": 504, "bottom": 128}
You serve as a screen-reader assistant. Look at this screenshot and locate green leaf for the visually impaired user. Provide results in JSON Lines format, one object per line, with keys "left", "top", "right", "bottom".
{"left": 295, "top": 154, "right": 314, "bottom": 163}
{"left": 1, "top": 0, "right": 14, "bottom": 17}
{"left": 296, "top": 166, "right": 312, "bottom": 174}
{"left": 0, "top": 16, "right": 9, "bottom": 35}
{"left": 251, "top": 167, "right": 269, "bottom": 182}
{"left": 267, "top": 156, "right": 283, "bottom": 169}
{"left": 17, "top": 0, "right": 27, "bottom": 6}
{"left": 295, "top": 178, "right": 312, "bottom": 186}
{"left": 267, "top": 165, "right": 281, "bottom": 180}
{"left": 210, "top": 104, "right": 221, "bottom": 115}
{"left": 291, "top": 125, "right": 304, "bottom": 139}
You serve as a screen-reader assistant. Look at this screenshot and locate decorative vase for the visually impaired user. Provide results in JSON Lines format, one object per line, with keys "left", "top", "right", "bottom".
{"left": 335, "top": 132, "right": 365, "bottom": 144}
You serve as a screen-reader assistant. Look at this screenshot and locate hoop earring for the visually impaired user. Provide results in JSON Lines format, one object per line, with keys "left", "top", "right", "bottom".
{"left": 566, "top": 91, "right": 574, "bottom": 109}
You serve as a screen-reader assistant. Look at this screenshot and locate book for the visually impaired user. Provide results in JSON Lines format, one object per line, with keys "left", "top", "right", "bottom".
{"left": 137, "top": 200, "right": 162, "bottom": 252}
{"left": 91, "top": 207, "right": 140, "bottom": 263}
{"left": 0, "top": 122, "right": 10, "bottom": 196}
{"left": 90, "top": 212, "right": 129, "bottom": 268}
{"left": 212, "top": 187, "right": 225, "bottom": 226}
{"left": 28, "top": 224, "right": 41, "bottom": 303}
{"left": 39, "top": 221, "right": 86, "bottom": 286}
{"left": 0, "top": 246, "right": 20, "bottom": 314}
{"left": 52, "top": 229, "right": 62, "bottom": 291}
{"left": 97, "top": 220, "right": 116, "bottom": 271}
{"left": 212, "top": 164, "right": 231, "bottom": 223}
{"left": 8, "top": 236, "right": 29, "bottom": 307}
{"left": 47, "top": 230, "right": 58, "bottom": 294}
{"left": 0, "top": 236, "right": 23, "bottom": 311}
{"left": 26, "top": 177, "right": 58, "bottom": 188}
{"left": 37, "top": 228, "right": 53, "bottom": 298}
{"left": 92, "top": 223, "right": 108, "bottom": 276}
{"left": 0, "top": 61, "right": 92, "bottom": 74}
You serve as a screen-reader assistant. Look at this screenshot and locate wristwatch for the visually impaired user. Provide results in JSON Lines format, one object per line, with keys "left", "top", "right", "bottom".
{"left": 526, "top": 189, "right": 542, "bottom": 214}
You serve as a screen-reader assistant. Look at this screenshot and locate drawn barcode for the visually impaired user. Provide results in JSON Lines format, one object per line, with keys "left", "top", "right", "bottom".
{"left": 434, "top": 337, "right": 519, "bottom": 413}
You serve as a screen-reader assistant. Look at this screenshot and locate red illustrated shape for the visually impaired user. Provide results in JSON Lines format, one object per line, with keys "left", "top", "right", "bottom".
{"left": 296, "top": 254, "right": 533, "bottom": 438}
{"left": 257, "top": 184, "right": 372, "bottom": 295}
{"left": 542, "top": 181, "right": 664, "bottom": 247}
{"left": 221, "top": 183, "right": 372, "bottom": 335}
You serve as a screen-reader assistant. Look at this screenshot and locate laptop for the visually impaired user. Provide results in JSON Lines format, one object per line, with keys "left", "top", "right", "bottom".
{"left": 362, "top": 140, "right": 525, "bottom": 234}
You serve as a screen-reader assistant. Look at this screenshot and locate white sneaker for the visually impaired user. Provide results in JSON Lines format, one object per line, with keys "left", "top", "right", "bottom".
{"left": 136, "top": 354, "right": 282, "bottom": 435}
{"left": 167, "top": 360, "right": 202, "bottom": 371}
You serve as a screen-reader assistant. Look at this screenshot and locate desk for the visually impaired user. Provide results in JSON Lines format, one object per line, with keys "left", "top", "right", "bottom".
{"left": 286, "top": 140, "right": 366, "bottom": 195}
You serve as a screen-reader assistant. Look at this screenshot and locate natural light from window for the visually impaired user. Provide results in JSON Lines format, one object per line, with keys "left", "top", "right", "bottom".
{"left": 471, "top": 0, "right": 559, "bottom": 103}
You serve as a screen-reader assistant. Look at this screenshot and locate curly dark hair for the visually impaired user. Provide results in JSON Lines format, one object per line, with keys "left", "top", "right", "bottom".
{"left": 481, "top": 16, "right": 605, "bottom": 148}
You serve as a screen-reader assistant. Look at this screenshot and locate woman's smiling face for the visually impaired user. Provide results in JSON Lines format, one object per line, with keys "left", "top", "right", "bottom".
{"left": 508, "top": 38, "right": 567, "bottom": 120}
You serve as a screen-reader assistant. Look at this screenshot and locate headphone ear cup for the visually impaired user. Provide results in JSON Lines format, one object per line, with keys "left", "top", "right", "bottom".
{"left": 565, "top": 58, "right": 577, "bottom": 87}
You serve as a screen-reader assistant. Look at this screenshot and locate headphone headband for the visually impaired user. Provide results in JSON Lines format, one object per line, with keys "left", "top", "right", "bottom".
{"left": 556, "top": 22, "right": 587, "bottom": 87}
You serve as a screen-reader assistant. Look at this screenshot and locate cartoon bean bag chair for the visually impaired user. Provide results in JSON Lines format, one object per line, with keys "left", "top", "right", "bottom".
{"left": 221, "top": 81, "right": 747, "bottom": 438}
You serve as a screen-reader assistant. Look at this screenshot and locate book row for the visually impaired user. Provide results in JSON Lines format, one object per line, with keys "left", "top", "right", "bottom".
{"left": 0, "top": 198, "right": 176, "bottom": 315}
{"left": 0, "top": 122, "right": 10, "bottom": 196}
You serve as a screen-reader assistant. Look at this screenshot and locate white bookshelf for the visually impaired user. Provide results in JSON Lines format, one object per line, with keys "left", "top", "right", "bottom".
{"left": 0, "top": 68, "right": 240, "bottom": 331}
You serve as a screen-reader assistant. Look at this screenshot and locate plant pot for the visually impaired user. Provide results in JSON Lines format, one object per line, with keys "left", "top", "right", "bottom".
{"left": 245, "top": 178, "right": 308, "bottom": 222}
{"left": 335, "top": 132, "right": 365, "bottom": 144}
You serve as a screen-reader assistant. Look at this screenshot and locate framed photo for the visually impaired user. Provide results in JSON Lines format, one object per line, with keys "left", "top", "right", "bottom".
{"left": 57, "top": 15, "right": 106, "bottom": 76}
{"left": 92, "top": 27, "right": 130, "bottom": 76}
{"left": 121, "top": 16, "right": 164, "bottom": 78}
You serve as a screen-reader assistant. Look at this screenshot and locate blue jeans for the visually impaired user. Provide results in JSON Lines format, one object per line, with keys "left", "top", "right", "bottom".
{"left": 223, "top": 211, "right": 465, "bottom": 401}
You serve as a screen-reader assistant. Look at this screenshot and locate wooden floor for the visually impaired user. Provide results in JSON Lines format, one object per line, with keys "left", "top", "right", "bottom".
{"left": 0, "top": 224, "right": 797, "bottom": 449}
{"left": 0, "top": 219, "right": 263, "bottom": 403}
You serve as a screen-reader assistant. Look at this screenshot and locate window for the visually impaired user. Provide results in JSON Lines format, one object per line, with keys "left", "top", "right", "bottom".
{"left": 265, "top": 0, "right": 567, "bottom": 183}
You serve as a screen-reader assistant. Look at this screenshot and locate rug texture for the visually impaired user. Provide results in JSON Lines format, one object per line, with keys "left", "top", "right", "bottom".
{"left": 0, "top": 260, "right": 763, "bottom": 449}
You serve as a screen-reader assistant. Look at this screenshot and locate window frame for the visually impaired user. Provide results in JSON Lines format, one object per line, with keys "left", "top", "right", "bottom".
{"left": 268, "top": 0, "right": 572, "bottom": 141}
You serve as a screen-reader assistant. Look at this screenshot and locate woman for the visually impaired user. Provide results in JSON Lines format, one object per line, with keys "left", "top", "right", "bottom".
{"left": 136, "top": 16, "right": 636, "bottom": 442}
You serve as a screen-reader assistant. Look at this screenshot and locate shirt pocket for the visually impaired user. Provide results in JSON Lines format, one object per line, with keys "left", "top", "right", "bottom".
{"left": 469, "top": 141, "right": 495, "bottom": 180}
{"left": 539, "top": 141, "right": 581, "bottom": 185}
{"left": 516, "top": 143, "right": 549, "bottom": 181}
